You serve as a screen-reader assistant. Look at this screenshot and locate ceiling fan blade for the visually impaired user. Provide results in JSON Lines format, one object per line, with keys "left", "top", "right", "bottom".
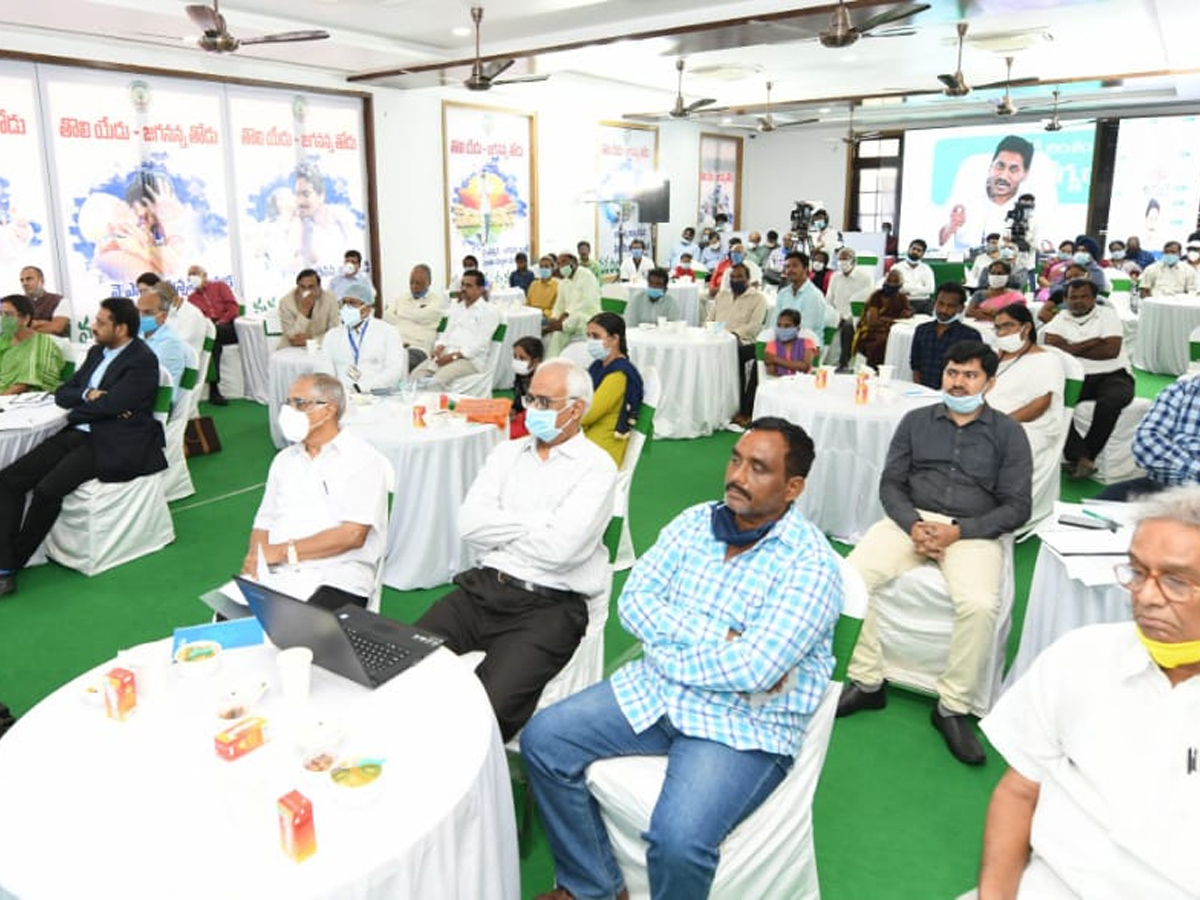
{"left": 973, "top": 76, "right": 1039, "bottom": 91}
{"left": 480, "top": 59, "right": 515, "bottom": 81}
{"left": 862, "top": 27, "right": 918, "bottom": 38}
{"left": 937, "top": 73, "right": 959, "bottom": 89}
{"left": 774, "top": 118, "right": 821, "bottom": 129}
{"left": 685, "top": 98, "right": 717, "bottom": 114}
{"left": 493, "top": 74, "right": 551, "bottom": 86}
{"left": 856, "top": 2, "right": 930, "bottom": 34}
{"left": 239, "top": 30, "right": 330, "bottom": 46}
{"left": 185, "top": 4, "right": 222, "bottom": 33}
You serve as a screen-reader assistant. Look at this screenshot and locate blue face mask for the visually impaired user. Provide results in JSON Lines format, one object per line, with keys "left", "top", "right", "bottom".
{"left": 139, "top": 315, "right": 159, "bottom": 335}
{"left": 646, "top": 287, "right": 665, "bottom": 300}
{"left": 1163, "top": 253, "right": 1181, "bottom": 267}
{"left": 776, "top": 325, "right": 799, "bottom": 342}
{"left": 1073, "top": 252, "right": 1092, "bottom": 266}
{"left": 586, "top": 338, "right": 608, "bottom": 360}
{"left": 935, "top": 311, "right": 962, "bottom": 325}
{"left": 1058, "top": 250, "right": 1072, "bottom": 260}
{"left": 631, "top": 249, "right": 643, "bottom": 260}
{"left": 730, "top": 251, "right": 745, "bottom": 265}
{"left": 413, "top": 289, "right": 428, "bottom": 299}
{"left": 525, "top": 408, "right": 563, "bottom": 444}
{"left": 942, "top": 391, "right": 985, "bottom": 414}
{"left": 537, "top": 267, "right": 553, "bottom": 280}
{"left": 1000, "top": 248, "right": 1016, "bottom": 260}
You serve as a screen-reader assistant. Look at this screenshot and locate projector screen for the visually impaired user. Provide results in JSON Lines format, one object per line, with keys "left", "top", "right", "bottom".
{"left": 1105, "top": 114, "right": 1200, "bottom": 248}
{"left": 900, "top": 121, "right": 1096, "bottom": 254}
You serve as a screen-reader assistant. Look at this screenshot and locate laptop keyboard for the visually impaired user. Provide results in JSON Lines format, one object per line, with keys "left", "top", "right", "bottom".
{"left": 344, "top": 627, "right": 410, "bottom": 675}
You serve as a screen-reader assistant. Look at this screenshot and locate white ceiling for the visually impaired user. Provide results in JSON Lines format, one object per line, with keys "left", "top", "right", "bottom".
{"left": 2, "top": 0, "right": 1199, "bottom": 130}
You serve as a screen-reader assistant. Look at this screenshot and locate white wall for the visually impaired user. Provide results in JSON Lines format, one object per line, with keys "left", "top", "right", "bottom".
{"left": 740, "top": 123, "right": 851, "bottom": 239}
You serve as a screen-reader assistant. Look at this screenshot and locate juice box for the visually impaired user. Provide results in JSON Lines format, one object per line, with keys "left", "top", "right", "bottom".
{"left": 412, "top": 404, "right": 427, "bottom": 428}
{"left": 278, "top": 790, "right": 317, "bottom": 862}
{"left": 103, "top": 667, "right": 137, "bottom": 721}
{"left": 214, "top": 716, "right": 269, "bottom": 761}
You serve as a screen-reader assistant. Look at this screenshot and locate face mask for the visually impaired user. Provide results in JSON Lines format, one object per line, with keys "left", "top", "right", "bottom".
{"left": 631, "top": 249, "right": 643, "bottom": 260}
{"left": 586, "top": 338, "right": 608, "bottom": 360}
{"left": 413, "top": 289, "right": 428, "bottom": 299}
{"left": 1000, "top": 248, "right": 1016, "bottom": 260}
{"left": 525, "top": 408, "right": 563, "bottom": 444}
{"left": 942, "top": 391, "right": 984, "bottom": 414}
{"left": 730, "top": 251, "right": 745, "bottom": 265}
{"left": 1189, "top": 250, "right": 1200, "bottom": 263}
{"left": 776, "top": 325, "right": 799, "bottom": 342}
{"left": 988, "top": 274, "right": 1009, "bottom": 289}
{"left": 839, "top": 260, "right": 854, "bottom": 274}
{"left": 560, "top": 264, "right": 575, "bottom": 279}
{"left": 812, "top": 261, "right": 826, "bottom": 272}
{"left": 907, "top": 252, "right": 921, "bottom": 264}
{"left": 1163, "top": 253, "right": 1180, "bottom": 267}
{"left": 537, "top": 267, "right": 552, "bottom": 280}
{"left": 709, "top": 242, "right": 720, "bottom": 250}
{"left": 277, "top": 405, "right": 312, "bottom": 444}
{"left": 188, "top": 275, "right": 202, "bottom": 289}
{"left": 646, "top": 288, "right": 665, "bottom": 300}
{"left": 985, "top": 244, "right": 999, "bottom": 255}
{"left": 711, "top": 503, "right": 775, "bottom": 547}
{"left": 1073, "top": 252, "right": 1092, "bottom": 266}
{"left": 748, "top": 241, "right": 759, "bottom": 249}
{"left": 935, "top": 311, "right": 962, "bottom": 326}
{"left": 340, "top": 305, "right": 362, "bottom": 328}
{"left": 882, "top": 283, "right": 900, "bottom": 296}
{"left": 1136, "top": 627, "right": 1200, "bottom": 669}
{"left": 995, "top": 332, "right": 1025, "bottom": 353}
{"left": 1110, "top": 250, "right": 1126, "bottom": 261}
{"left": 0, "top": 316, "right": 17, "bottom": 339}
{"left": 730, "top": 280, "right": 748, "bottom": 296}
{"left": 814, "top": 220, "right": 827, "bottom": 230}
{"left": 343, "top": 262, "right": 357, "bottom": 276}
{"left": 139, "top": 315, "right": 159, "bottom": 336}
{"left": 511, "top": 358, "right": 531, "bottom": 376}
{"left": 1058, "top": 250, "right": 1072, "bottom": 261}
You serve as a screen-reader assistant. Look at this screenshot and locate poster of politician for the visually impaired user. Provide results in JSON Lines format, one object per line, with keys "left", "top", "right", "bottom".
{"left": 228, "top": 88, "right": 368, "bottom": 313}
{"left": 595, "top": 122, "right": 658, "bottom": 269}
{"left": 901, "top": 122, "right": 1096, "bottom": 254}
{"left": 1106, "top": 115, "right": 1200, "bottom": 248}
{"left": 42, "top": 67, "right": 233, "bottom": 332}
{"left": 698, "top": 133, "right": 741, "bottom": 229}
{"left": 0, "top": 62, "right": 55, "bottom": 297}
{"left": 442, "top": 101, "right": 536, "bottom": 290}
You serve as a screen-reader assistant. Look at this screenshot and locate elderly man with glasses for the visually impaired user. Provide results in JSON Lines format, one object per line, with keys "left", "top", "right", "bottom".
{"left": 416, "top": 358, "right": 618, "bottom": 741}
{"left": 241, "top": 373, "right": 390, "bottom": 603}
{"left": 973, "top": 485, "right": 1200, "bottom": 899}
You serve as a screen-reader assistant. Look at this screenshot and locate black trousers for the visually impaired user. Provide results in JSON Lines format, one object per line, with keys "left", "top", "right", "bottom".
{"left": 0, "top": 429, "right": 97, "bottom": 571}
{"left": 415, "top": 567, "right": 588, "bottom": 741}
{"left": 736, "top": 341, "right": 758, "bottom": 417}
{"left": 209, "top": 321, "right": 239, "bottom": 389}
{"left": 1066, "top": 369, "right": 1135, "bottom": 462}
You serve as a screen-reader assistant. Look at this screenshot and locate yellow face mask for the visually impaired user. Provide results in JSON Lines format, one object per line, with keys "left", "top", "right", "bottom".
{"left": 1137, "top": 627, "right": 1200, "bottom": 669}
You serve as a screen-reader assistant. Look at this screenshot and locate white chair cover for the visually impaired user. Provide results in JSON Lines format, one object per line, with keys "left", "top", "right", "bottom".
{"left": 586, "top": 680, "right": 840, "bottom": 900}
{"left": 1073, "top": 396, "right": 1151, "bottom": 484}
{"left": 558, "top": 341, "right": 593, "bottom": 370}
{"left": 162, "top": 345, "right": 200, "bottom": 502}
{"left": 367, "top": 457, "right": 397, "bottom": 613}
{"left": 191, "top": 318, "right": 216, "bottom": 419}
{"left": 45, "top": 367, "right": 175, "bottom": 576}
{"left": 446, "top": 330, "right": 505, "bottom": 398}
{"left": 870, "top": 534, "right": 1016, "bottom": 717}
{"left": 613, "top": 365, "right": 661, "bottom": 571}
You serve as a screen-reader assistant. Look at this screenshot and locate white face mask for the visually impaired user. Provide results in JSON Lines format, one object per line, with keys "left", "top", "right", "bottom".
{"left": 1189, "top": 250, "right": 1200, "bottom": 263}
{"left": 343, "top": 262, "right": 357, "bottom": 276}
{"left": 187, "top": 274, "right": 202, "bottom": 289}
{"left": 838, "top": 260, "right": 854, "bottom": 274}
{"left": 277, "top": 405, "right": 311, "bottom": 444}
{"left": 340, "top": 305, "right": 362, "bottom": 328}
{"left": 995, "top": 332, "right": 1025, "bottom": 353}
{"left": 511, "top": 358, "right": 531, "bottom": 376}
{"left": 988, "top": 274, "right": 1009, "bottom": 289}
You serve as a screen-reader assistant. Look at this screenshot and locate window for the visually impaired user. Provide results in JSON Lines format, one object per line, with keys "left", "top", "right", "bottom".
{"left": 849, "top": 133, "right": 903, "bottom": 236}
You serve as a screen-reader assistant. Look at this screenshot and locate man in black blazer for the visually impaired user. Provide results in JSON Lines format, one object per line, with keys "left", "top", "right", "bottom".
{"left": 0, "top": 297, "right": 167, "bottom": 595}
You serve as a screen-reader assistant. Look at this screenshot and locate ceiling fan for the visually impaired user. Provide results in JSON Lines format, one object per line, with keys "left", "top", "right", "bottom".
{"left": 819, "top": 0, "right": 931, "bottom": 48}
{"left": 463, "top": 6, "right": 549, "bottom": 91}
{"left": 994, "top": 56, "right": 1018, "bottom": 116}
{"left": 185, "top": 0, "right": 329, "bottom": 54}
{"left": 839, "top": 103, "right": 882, "bottom": 145}
{"left": 938, "top": 22, "right": 971, "bottom": 96}
{"left": 751, "top": 82, "right": 820, "bottom": 133}
{"left": 667, "top": 58, "right": 716, "bottom": 118}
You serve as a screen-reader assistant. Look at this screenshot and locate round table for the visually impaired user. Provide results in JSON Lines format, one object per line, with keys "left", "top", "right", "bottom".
{"left": 0, "top": 401, "right": 69, "bottom": 468}
{"left": 343, "top": 398, "right": 503, "bottom": 590}
{"left": 268, "top": 346, "right": 334, "bottom": 448}
{"left": 0, "top": 642, "right": 518, "bottom": 900}
{"left": 605, "top": 283, "right": 703, "bottom": 327}
{"left": 493, "top": 306, "right": 544, "bottom": 390}
{"left": 234, "top": 316, "right": 272, "bottom": 405}
{"left": 1133, "top": 294, "right": 1200, "bottom": 375}
{"left": 627, "top": 326, "right": 739, "bottom": 439}
{"left": 753, "top": 374, "right": 942, "bottom": 543}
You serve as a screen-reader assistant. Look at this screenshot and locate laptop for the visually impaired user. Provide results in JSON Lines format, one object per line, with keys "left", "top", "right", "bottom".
{"left": 234, "top": 576, "right": 444, "bottom": 688}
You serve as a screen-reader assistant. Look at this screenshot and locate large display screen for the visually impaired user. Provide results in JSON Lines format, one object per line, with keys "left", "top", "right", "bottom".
{"left": 1105, "top": 114, "right": 1200, "bottom": 248}
{"left": 900, "top": 121, "right": 1096, "bottom": 254}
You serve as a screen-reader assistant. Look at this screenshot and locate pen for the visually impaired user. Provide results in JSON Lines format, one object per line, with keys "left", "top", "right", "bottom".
{"left": 1082, "top": 509, "right": 1119, "bottom": 532}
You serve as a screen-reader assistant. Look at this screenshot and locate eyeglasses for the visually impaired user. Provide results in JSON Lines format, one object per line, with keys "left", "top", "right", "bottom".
{"left": 523, "top": 394, "right": 568, "bottom": 411}
{"left": 284, "top": 397, "right": 329, "bottom": 411}
{"left": 1114, "top": 563, "right": 1200, "bottom": 605}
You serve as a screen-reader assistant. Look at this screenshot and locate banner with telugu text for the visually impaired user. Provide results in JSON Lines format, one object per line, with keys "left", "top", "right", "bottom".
{"left": 442, "top": 102, "right": 535, "bottom": 291}
{"left": 595, "top": 122, "right": 658, "bottom": 274}
{"left": 227, "top": 88, "right": 368, "bottom": 314}
{"left": 42, "top": 66, "right": 234, "bottom": 342}
{"left": 0, "top": 61, "right": 55, "bottom": 300}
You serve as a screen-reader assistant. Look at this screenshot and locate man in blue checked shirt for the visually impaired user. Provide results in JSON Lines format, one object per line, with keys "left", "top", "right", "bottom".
{"left": 1097, "top": 377, "right": 1200, "bottom": 502}
{"left": 522, "top": 418, "right": 843, "bottom": 900}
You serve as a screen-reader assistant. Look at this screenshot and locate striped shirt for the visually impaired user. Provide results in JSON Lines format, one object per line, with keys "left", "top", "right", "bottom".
{"left": 610, "top": 501, "right": 843, "bottom": 757}
{"left": 1133, "top": 378, "right": 1200, "bottom": 485}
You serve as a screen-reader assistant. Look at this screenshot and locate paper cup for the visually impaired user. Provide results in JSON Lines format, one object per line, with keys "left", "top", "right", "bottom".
{"left": 877, "top": 364, "right": 894, "bottom": 387}
{"left": 657, "top": 316, "right": 668, "bottom": 328}
{"left": 305, "top": 338, "right": 319, "bottom": 357}
{"left": 277, "top": 647, "right": 314, "bottom": 708}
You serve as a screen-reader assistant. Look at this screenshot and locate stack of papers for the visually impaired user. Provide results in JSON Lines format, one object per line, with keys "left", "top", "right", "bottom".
{"left": 0, "top": 395, "right": 68, "bottom": 431}
{"left": 1037, "top": 501, "right": 1135, "bottom": 586}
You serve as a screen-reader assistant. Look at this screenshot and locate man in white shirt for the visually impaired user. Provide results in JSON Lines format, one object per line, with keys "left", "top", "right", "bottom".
{"left": 1139, "top": 241, "right": 1198, "bottom": 297}
{"left": 1043, "top": 278, "right": 1134, "bottom": 480}
{"left": 968, "top": 233, "right": 1003, "bottom": 288}
{"left": 891, "top": 239, "right": 936, "bottom": 307}
{"left": 243, "top": 373, "right": 389, "bottom": 601}
{"left": 766, "top": 232, "right": 796, "bottom": 274}
{"left": 668, "top": 227, "right": 700, "bottom": 268}
{"left": 976, "top": 486, "right": 1200, "bottom": 900}
{"left": 412, "top": 269, "right": 500, "bottom": 387}
{"left": 545, "top": 253, "right": 601, "bottom": 357}
{"left": 448, "top": 253, "right": 479, "bottom": 300}
{"left": 328, "top": 249, "right": 376, "bottom": 305}
{"left": 809, "top": 209, "right": 842, "bottom": 257}
{"left": 415, "top": 359, "right": 618, "bottom": 740}
{"left": 1186, "top": 238, "right": 1200, "bottom": 287}
{"left": 382, "top": 263, "right": 445, "bottom": 369}
{"left": 826, "top": 247, "right": 875, "bottom": 366}
{"left": 618, "top": 239, "right": 655, "bottom": 284}
{"left": 278, "top": 268, "right": 339, "bottom": 348}
{"left": 323, "top": 282, "right": 406, "bottom": 394}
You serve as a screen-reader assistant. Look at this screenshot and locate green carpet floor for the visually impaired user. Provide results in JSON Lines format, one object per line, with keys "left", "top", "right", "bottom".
{"left": 0, "top": 367, "right": 1173, "bottom": 898}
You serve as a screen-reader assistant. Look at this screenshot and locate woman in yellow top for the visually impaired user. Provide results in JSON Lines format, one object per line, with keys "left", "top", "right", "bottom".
{"left": 526, "top": 254, "right": 559, "bottom": 316}
{"left": 581, "top": 312, "right": 644, "bottom": 467}
{"left": 0, "top": 294, "right": 65, "bottom": 395}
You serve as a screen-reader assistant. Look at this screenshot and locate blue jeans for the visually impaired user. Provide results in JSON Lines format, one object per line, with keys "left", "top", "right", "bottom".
{"left": 520, "top": 681, "right": 792, "bottom": 900}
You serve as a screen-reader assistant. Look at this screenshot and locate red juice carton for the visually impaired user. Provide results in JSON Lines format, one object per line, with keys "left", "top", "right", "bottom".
{"left": 412, "top": 404, "right": 427, "bottom": 428}
{"left": 214, "top": 716, "right": 269, "bottom": 761}
{"left": 278, "top": 790, "right": 317, "bottom": 862}
{"left": 103, "top": 667, "right": 137, "bottom": 721}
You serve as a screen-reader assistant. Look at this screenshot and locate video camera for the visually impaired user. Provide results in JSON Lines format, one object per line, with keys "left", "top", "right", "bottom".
{"left": 790, "top": 201, "right": 815, "bottom": 236}
{"left": 1006, "top": 195, "right": 1035, "bottom": 252}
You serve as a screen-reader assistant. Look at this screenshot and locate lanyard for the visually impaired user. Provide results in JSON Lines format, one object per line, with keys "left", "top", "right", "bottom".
{"left": 347, "top": 319, "right": 369, "bottom": 365}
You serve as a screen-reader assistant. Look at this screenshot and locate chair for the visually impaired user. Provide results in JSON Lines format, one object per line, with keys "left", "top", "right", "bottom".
{"left": 584, "top": 552, "right": 868, "bottom": 900}
{"left": 444, "top": 323, "right": 506, "bottom": 398}
{"left": 161, "top": 346, "right": 201, "bottom": 502}
{"left": 44, "top": 369, "right": 175, "bottom": 576}
{"left": 601, "top": 296, "right": 628, "bottom": 315}
{"left": 1013, "top": 348, "right": 1074, "bottom": 538}
{"left": 1189, "top": 324, "right": 1200, "bottom": 370}
{"left": 867, "top": 535, "right": 1016, "bottom": 716}
{"left": 366, "top": 455, "right": 397, "bottom": 613}
{"left": 1072, "top": 394, "right": 1151, "bottom": 484}
{"left": 559, "top": 340, "right": 594, "bottom": 370}
{"left": 191, "top": 319, "right": 216, "bottom": 419}
{"left": 613, "top": 366, "right": 660, "bottom": 571}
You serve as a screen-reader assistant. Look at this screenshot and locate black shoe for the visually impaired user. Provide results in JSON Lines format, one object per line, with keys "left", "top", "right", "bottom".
{"left": 208, "top": 388, "right": 228, "bottom": 407}
{"left": 931, "top": 709, "right": 986, "bottom": 765}
{"left": 836, "top": 681, "right": 887, "bottom": 718}
{"left": 0, "top": 573, "right": 17, "bottom": 597}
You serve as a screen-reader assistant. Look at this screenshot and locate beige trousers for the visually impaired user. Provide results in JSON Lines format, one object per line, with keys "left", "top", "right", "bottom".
{"left": 846, "top": 512, "right": 1003, "bottom": 714}
{"left": 413, "top": 357, "right": 479, "bottom": 386}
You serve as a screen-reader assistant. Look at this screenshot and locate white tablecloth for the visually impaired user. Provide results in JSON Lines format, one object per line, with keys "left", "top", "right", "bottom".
{"left": 234, "top": 316, "right": 272, "bottom": 405}
{"left": 494, "top": 307, "right": 543, "bottom": 390}
{"left": 268, "top": 346, "right": 333, "bottom": 449}
{"left": 0, "top": 642, "right": 518, "bottom": 900}
{"left": 488, "top": 286, "right": 526, "bottom": 309}
{"left": 753, "top": 374, "right": 942, "bottom": 543}
{"left": 0, "top": 402, "right": 69, "bottom": 467}
{"left": 606, "top": 283, "right": 702, "bottom": 327}
{"left": 1134, "top": 294, "right": 1200, "bottom": 375}
{"left": 627, "top": 327, "right": 739, "bottom": 439}
{"left": 343, "top": 398, "right": 502, "bottom": 590}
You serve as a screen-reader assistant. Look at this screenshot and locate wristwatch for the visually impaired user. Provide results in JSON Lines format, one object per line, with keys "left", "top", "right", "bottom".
{"left": 286, "top": 540, "right": 299, "bottom": 569}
